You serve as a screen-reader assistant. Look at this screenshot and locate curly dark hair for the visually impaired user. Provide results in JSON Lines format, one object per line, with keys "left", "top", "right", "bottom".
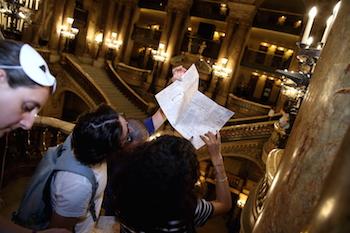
{"left": 111, "top": 135, "right": 199, "bottom": 231}
{"left": 71, "top": 104, "right": 122, "bottom": 166}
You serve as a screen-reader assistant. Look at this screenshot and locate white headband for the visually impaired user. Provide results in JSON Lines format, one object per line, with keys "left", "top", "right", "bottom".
{"left": 0, "top": 44, "right": 56, "bottom": 92}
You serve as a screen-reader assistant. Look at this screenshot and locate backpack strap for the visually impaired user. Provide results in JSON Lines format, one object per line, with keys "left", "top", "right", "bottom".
{"left": 55, "top": 135, "right": 99, "bottom": 221}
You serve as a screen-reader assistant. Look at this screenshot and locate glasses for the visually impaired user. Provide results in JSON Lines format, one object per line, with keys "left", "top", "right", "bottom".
{"left": 119, "top": 114, "right": 133, "bottom": 145}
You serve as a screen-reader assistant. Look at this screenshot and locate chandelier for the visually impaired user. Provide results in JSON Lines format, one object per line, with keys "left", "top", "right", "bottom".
{"left": 0, "top": 0, "right": 38, "bottom": 33}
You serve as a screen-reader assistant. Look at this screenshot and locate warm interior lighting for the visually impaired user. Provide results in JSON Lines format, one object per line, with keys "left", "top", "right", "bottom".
{"left": 260, "top": 42, "right": 269, "bottom": 47}
{"left": 333, "top": 1, "right": 341, "bottom": 16}
{"left": 187, "top": 27, "right": 192, "bottom": 32}
{"left": 306, "top": 36, "right": 314, "bottom": 46}
{"left": 277, "top": 46, "right": 285, "bottom": 51}
{"left": 151, "top": 24, "right": 160, "bottom": 30}
{"left": 66, "top": 17, "right": 74, "bottom": 25}
{"left": 95, "top": 32, "right": 103, "bottom": 44}
{"left": 308, "top": 6, "right": 318, "bottom": 18}
{"left": 106, "top": 32, "right": 122, "bottom": 49}
{"left": 277, "top": 16, "right": 286, "bottom": 25}
{"left": 294, "top": 20, "right": 302, "bottom": 28}
{"left": 152, "top": 43, "right": 167, "bottom": 62}
{"left": 237, "top": 193, "right": 248, "bottom": 208}
{"left": 220, "top": 3, "right": 227, "bottom": 15}
{"left": 212, "top": 57, "right": 232, "bottom": 79}
{"left": 60, "top": 17, "right": 79, "bottom": 39}
{"left": 213, "top": 31, "right": 220, "bottom": 41}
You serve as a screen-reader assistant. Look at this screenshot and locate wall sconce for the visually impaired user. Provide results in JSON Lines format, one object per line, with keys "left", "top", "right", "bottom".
{"left": 95, "top": 31, "right": 103, "bottom": 44}
{"left": 105, "top": 32, "right": 122, "bottom": 49}
{"left": 60, "top": 17, "right": 79, "bottom": 39}
{"left": 151, "top": 43, "right": 168, "bottom": 62}
{"left": 212, "top": 57, "right": 232, "bottom": 79}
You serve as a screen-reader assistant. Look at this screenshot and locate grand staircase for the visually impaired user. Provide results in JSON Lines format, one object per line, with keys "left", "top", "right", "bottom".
{"left": 69, "top": 56, "right": 148, "bottom": 119}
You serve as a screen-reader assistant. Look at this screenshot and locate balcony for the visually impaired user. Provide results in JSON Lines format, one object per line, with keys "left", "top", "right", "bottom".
{"left": 253, "top": 9, "right": 303, "bottom": 36}
{"left": 138, "top": 0, "right": 167, "bottom": 11}
{"left": 181, "top": 34, "right": 222, "bottom": 59}
{"left": 241, "top": 48, "right": 292, "bottom": 73}
{"left": 190, "top": 0, "right": 228, "bottom": 21}
{"left": 131, "top": 25, "right": 161, "bottom": 48}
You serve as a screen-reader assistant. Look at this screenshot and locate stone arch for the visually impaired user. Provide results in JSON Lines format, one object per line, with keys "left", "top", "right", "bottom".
{"left": 59, "top": 90, "right": 91, "bottom": 122}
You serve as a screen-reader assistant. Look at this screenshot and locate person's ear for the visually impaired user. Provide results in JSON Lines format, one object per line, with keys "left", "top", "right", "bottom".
{"left": 0, "top": 69, "right": 8, "bottom": 84}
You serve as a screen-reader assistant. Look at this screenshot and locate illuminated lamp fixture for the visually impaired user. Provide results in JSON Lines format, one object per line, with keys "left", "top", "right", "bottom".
{"left": 105, "top": 32, "right": 122, "bottom": 49}
{"left": 237, "top": 193, "right": 248, "bottom": 208}
{"left": 220, "top": 3, "right": 227, "bottom": 15}
{"left": 60, "top": 17, "right": 79, "bottom": 39}
{"left": 212, "top": 58, "right": 232, "bottom": 79}
{"left": 0, "top": 0, "right": 36, "bottom": 33}
{"left": 151, "top": 43, "right": 167, "bottom": 62}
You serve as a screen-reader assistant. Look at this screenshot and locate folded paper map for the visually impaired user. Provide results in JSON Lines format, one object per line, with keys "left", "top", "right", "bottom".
{"left": 155, "top": 64, "right": 234, "bottom": 149}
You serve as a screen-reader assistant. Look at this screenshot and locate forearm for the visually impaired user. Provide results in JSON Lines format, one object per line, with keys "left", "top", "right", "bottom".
{"left": 211, "top": 155, "right": 232, "bottom": 216}
{"left": 151, "top": 108, "right": 167, "bottom": 131}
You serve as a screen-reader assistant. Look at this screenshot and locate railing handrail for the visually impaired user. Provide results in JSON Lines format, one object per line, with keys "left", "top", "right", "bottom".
{"left": 226, "top": 114, "right": 281, "bottom": 126}
{"left": 117, "top": 62, "right": 152, "bottom": 74}
{"left": 34, "top": 116, "right": 74, "bottom": 134}
{"left": 64, "top": 55, "right": 111, "bottom": 105}
{"left": 228, "top": 94, "right": 272, "bottom": 109}
{"left": 221, "top": 121, "right": 275, "bottom": 141}
{"left": 106, "top": 60, "right": 156, "bottom": 114}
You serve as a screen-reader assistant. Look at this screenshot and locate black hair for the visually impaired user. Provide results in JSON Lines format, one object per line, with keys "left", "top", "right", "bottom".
{"left": 112, "top": 135, "right": 199, "bottom": 231}
{"left": 72, "top": 104, "right": 122, "bottom": 166}
{"left": 0, "top": 39, "right": 37, "bottom": 88}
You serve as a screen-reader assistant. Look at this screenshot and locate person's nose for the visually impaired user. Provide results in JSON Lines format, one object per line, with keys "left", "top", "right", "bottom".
{"left": 19, "top": 111, "right": 37, "bottom": 130}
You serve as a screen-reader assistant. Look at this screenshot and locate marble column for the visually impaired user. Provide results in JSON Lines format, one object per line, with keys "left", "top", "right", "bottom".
{"left": 74, "top": 0, "right": 93, "bottom": 56}
{"left": 252, "top": 1, "right": 350, "bottom": 233}
{"left": 115, "top": 0, "right": 138, "bottom": 63}
{"left": 153, "top": 0, "right": 193, "bottom": 92}
{"left": 84, "top": 0, "right": 104, "bottom": 58}
{"left": 215, "top": 3, "right": 256, "bottom": 105}
{"left": 205, "top": 16, "right": 236, "bottom": 97}
{"left": 217, "top": 17, "right": 237, "bottom": 60}
{"left": 122, "top": 6, "right": 140, "bottom": 64}
{"left": 98, "top": 0, "right": 117, "bottom": 58}
{"left": 48, "top": 0, "right": 67, "bottom": 51}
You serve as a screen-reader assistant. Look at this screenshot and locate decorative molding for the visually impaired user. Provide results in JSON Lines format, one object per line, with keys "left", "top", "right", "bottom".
{"left": 168, "top": 0, "right": 193, "bottom": 12}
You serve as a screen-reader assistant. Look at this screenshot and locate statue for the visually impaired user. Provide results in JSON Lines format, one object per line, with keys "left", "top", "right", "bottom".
{"left": 198, "top": 41, "right": 207, "bottom": 55}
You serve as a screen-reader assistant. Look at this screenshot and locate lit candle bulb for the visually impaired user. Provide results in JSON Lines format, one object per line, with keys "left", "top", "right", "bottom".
{"left": 333, "top": 1, "right": 341, "bottom": 19}
{"left": 301, "top": 6, "right": 317, "bottom": 44}
{"left": 321, "top": 15, "right": 334, "bottom": 45}
{"left": 306, "top": 37, "right": 314, "bottom": 47}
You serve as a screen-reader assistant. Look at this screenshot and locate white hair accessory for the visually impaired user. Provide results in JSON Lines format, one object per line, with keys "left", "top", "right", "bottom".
{"left": 0, "top": 44, "right": 56, "bottom": 92}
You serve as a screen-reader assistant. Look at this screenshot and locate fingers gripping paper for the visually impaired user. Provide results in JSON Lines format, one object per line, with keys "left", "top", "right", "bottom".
{"left": 155, "top": 64, "right": 234, "bottom": 149}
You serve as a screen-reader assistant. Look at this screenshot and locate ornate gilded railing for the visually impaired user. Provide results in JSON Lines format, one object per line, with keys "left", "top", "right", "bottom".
{"left": 226, "top": 94, "right": 272, "bottom": 118}
{"left": 0, "top": 117, "right": 73, "bottom": 190}
{"left": 225, "top": 114, "right": 282, "bottom": 126}
{"left": 220, "top": 121, "right": 275, "bottom": 142}
{"left": 115, "top": 62, "right": 152, "bottom": 89}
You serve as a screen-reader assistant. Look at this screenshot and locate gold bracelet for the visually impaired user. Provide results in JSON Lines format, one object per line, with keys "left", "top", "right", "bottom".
{"left": 216, "top": 177, "right": 228, "bottom": 183}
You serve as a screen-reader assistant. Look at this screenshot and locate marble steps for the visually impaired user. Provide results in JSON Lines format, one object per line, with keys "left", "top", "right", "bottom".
{"left": 77, "top": 62, "right": 147, "bottom": 120}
